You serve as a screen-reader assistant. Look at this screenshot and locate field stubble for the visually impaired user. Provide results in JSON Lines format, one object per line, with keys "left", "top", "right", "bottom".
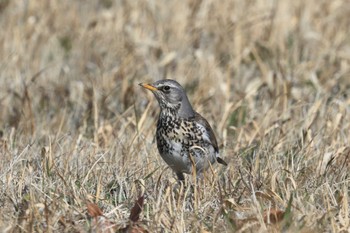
{"left": 0, "top": 0, "right": 349, "bottom": 232}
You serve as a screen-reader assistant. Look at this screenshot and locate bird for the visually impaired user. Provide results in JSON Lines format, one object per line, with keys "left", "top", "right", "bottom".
{"left": 139, "top": 79, "right": 227, "bottom": 181}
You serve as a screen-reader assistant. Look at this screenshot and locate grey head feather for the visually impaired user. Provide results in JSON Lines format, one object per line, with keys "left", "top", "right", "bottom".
{"left": 150, "top": 79, "right": 195, "bottom": 118}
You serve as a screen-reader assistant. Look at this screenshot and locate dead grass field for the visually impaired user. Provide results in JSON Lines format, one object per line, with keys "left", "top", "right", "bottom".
{"left": 0, "top": 0, "right": 350, "bottom": 232}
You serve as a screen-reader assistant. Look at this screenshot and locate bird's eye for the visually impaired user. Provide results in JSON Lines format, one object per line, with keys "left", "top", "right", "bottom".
{"left": 163, "top": 85, "right": 170, "bottom": 91}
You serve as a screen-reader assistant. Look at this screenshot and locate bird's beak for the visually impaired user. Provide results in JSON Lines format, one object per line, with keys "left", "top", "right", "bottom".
{"left": 139, "top": 83, "right": 157, "bottom": 91}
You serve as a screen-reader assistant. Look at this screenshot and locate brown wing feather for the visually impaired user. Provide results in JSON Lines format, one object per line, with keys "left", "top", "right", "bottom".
{"left": 194, "top": 112, "right": 219, "bottom": 152}
{"left": 194, "top": 112, "right": 228, "bottom": 166}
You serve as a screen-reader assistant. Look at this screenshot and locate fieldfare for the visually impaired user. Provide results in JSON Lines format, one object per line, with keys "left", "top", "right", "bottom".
{"left": 140, "top": 79, "right": 227, "bottom": 181}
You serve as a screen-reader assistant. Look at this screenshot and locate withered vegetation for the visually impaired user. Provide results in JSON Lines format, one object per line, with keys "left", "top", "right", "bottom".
{"left": 0, "top": 1, "right": 349, "bottom": 232}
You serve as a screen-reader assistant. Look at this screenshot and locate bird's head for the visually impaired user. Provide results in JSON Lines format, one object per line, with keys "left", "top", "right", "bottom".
{"left": 139, "top": 79, "right": 195, "bottom": 118}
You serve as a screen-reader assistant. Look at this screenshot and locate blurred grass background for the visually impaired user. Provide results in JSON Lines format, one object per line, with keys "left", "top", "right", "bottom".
{"left": 0, "top": 0, "right": 349, "bottom": 232}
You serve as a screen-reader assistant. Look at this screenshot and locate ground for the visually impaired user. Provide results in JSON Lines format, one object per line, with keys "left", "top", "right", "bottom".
{"left": 0, "top": 0, "right": 349, "bottom": 232}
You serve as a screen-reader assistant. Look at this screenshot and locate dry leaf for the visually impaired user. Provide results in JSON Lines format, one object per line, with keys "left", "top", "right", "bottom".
{"left": 128, "top": 225, "right": 148, "bottom": 233}
{"left": 129, "top": 195, "right": 144, "bottom": 222}
{"left": 263, "top": 208, "right": 285, "bottom": 224}
{"left": 87, "top": 202, "right": 104, "bottom": 218}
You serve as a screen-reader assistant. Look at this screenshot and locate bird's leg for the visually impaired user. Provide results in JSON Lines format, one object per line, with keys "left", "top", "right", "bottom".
{"left": 176, "top": 172, "right": 185, "bottom": 182}
{"left": 173, "top": 172, "right": 187, "bottom": 200}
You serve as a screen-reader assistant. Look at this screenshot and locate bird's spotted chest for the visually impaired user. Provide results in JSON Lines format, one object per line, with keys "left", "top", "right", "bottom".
{"left": 156, "top": 115, "right": 186, "bottom": 156}
{"left": 155, "top": 113, "right": 208, "bottom": 173}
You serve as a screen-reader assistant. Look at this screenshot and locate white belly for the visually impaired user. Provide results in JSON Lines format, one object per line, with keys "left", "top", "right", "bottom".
{"left": 160, "top": 137, "right": 217, "bottom": 174}
{"left": 161, "top": 140, "right": 191, "bottom": 174}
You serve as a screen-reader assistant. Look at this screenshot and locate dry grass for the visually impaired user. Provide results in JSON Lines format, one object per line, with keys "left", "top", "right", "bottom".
{"left": 0, "top": 0, "right": 350, "bottom": 232}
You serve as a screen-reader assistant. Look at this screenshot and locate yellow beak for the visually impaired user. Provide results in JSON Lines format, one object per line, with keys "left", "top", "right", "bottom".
{"left": 139, "top": 83, "right": 157, "bottom": 91}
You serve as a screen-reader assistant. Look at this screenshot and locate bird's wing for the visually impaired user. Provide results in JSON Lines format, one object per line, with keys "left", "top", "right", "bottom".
{"left": 193, "top": 112, "right": 219, "bottom": 152}
{"left": 194, "top": 112, "right": 228, "bottom": 166}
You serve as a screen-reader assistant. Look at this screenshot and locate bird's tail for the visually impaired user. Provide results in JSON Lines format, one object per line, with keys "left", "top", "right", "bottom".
{"left": 217, "top": 157, "right": 228, "bottom": 166}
